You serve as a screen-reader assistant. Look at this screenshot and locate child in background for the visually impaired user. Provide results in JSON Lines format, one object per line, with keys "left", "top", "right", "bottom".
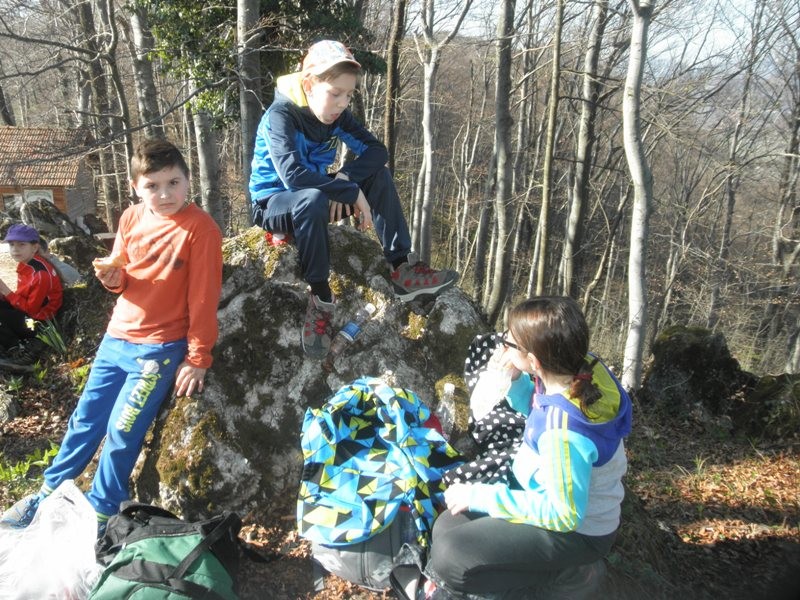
{"left": 249, "top": 39, "right": 458, "bottom": 358}
{"left": 0, "top": 223, "right": 63, "bottom": 366}
{"left": 0, "top": 138, "right": 223, "bottom": 535}
{"left": 425, "top": 296, "right": 632, "bottom": 598}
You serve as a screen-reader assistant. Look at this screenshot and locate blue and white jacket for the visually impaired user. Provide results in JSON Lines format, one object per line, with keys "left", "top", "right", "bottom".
{"left": 249, "top": 73, "right": 389, "bottom": 204}
{"left": 464, "top": 355, "right": 632, "bottom": 536}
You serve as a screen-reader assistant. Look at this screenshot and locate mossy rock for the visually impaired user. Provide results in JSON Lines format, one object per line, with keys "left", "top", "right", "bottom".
{"left": 135, "top": 223, "right": 486, "bottom": 518}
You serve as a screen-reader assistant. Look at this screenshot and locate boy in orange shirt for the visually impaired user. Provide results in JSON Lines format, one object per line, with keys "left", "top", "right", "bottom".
{"left": 0, "top": 139, "right": 223, "bottom": 533}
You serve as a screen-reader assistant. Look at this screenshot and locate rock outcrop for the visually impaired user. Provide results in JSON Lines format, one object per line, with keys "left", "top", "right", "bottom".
{"left": 133, "top": 225, "right": 487, "bottom": 519}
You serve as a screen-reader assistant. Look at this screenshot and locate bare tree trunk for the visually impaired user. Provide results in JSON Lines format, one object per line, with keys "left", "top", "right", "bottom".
{"left": 562, "top": 0, "right": 609, "bottom": 296}
{"left": 414, "top": 0, "right": 473, "bottom": 263}
{"left": 535, "top": 0, "right": 564, "bottom": 296}
{"left": 238, "top": 0, "right": 262, "bottom": 218}
{"left": 472, "top": 154, "right": 496, "bottom": 303}
{"left": 190, "top": 90, "right": 224, "bottom": 229}
{"left": 708, "top": 0, "right": 765, "bottom": 329}
{"left": 485, "top": 0, "right": 517, "bottom": 325}
{"left": 621, "top": 0, "right": 655, "bottom": 391}
{"left": 71, "top": 0, "right": 120, "bottom": 229}
{"left": 383, "top": 0, "right": 407, "bottom": 173}
{"left": 0, "top": 60, "right": 15, "bottom": 126}
{"left": 123, "top": 5, "right": 164, "bottom": 138}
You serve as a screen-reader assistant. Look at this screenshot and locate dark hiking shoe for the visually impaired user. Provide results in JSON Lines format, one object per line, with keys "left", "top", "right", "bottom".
{"left": 302, "top": 293, "right": 335, "bottom": 359}
{"left": 391, "top": 261, "right": 459, "bottom": 302}
{"left": 8, "top": 338, "right": 46, "bottom": 365}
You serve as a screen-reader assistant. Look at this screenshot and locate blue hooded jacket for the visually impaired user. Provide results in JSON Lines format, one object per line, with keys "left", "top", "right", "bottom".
{"left": 249, "top": 73, "right": 389, "bottom": 205}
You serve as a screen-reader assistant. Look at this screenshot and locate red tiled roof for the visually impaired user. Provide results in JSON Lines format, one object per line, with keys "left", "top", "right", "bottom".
{"left": 0, "top": 126, "right": 91, "bottom": 188}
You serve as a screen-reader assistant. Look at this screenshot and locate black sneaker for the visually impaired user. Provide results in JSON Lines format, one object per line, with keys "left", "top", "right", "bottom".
{"left": 8, "top": 338, "right": 46, "bottom": 365}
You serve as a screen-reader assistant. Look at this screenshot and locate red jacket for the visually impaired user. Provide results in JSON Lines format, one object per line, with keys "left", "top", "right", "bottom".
{"left": 5, "top": 254, "right": 63, "bottom": 320}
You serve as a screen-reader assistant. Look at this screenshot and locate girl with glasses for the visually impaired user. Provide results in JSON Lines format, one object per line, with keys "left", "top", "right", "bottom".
{"left": 425, "top": 296, "right": 632, "bottom": 599}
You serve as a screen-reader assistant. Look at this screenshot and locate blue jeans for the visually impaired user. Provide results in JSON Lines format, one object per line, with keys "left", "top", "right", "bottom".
{"left": 42, "top": 334, "right": 187, "bottom": 517}
{"left": 251, "top": 166, "right": 412, "bottom": 284}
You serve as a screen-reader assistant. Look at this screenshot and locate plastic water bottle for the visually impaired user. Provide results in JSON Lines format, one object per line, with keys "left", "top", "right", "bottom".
{"left": 436, "top": 382, "right": 456, "bottom": 440}
{"left": 322, "top": 303, "right": 376, "bottom": 371}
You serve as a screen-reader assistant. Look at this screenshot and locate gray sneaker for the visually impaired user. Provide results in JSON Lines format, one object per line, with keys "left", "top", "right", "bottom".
{"left": 391, "top": 261, "right": 459, "bottom": 302}
{"left": 302, "top": 294, "right": 336, "bottom": 359}
{"left": 0, "top": 492, "right": 43, "bottom": 528}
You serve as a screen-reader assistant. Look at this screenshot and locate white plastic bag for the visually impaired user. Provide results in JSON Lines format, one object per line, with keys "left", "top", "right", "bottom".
{"left": 0, "top": 480, "right": 103, "bottom": 599}
{"left": 470, "top": 366, "right": 513, "bottom": 421}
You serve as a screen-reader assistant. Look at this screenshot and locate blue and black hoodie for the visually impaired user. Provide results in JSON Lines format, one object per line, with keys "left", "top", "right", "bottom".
{"left": 249, "top": 73, "right": 388, "bottom": 205}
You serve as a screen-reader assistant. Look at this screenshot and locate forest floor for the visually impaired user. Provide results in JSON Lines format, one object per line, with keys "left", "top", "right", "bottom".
{"left": 2, "top": 362, "right": 798, "bottom": 600}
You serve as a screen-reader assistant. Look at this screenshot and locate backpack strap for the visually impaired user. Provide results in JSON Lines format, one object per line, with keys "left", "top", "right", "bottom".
{"left": 170, "top": 512, "right": 241, "bottom": 580}
{"left": 107, "top": 560, "right": 230, "bottom": 600}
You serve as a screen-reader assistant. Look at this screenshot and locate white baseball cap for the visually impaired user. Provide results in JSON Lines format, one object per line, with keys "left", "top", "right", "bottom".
{"left": 302, "top": 40, "right": 361, "bottom": 76}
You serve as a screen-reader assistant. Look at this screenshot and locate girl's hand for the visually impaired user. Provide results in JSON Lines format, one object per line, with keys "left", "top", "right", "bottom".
{"left": 489, "top": 345, "right": 522, "bottom": 381}
{"left": 174, "top": 362, "right": 207, "bottom": 398}
{"left": 444, "top": 483, "right": 472, "bottom": 515}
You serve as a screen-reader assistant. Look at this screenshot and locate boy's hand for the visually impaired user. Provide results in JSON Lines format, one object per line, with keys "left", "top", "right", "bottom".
{"left": 353, "top": 191, "right": 373, "bottom": 232}
{"left": 174, "top": 362, "right": 207, "bottom": 398}
{"left": 0, "top": 277, "right": 10, "bottom": 297}
{"left": 329, "top": 200, "right": 353, "bottom": 222}
{"left": 95, "top": 265, "right": 123, "bottom": 288}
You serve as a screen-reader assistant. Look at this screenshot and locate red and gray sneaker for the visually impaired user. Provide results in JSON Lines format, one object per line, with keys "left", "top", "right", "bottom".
{"left": 302, "top": 293, "right": 336, "bottom": 359}
{"left": 391, "top": 261, "right": 459, "bottom": 302}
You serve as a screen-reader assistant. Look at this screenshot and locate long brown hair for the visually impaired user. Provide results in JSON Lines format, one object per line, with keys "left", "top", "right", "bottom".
{"left": 508, "top": 296, "right": 601, "bottom": 416}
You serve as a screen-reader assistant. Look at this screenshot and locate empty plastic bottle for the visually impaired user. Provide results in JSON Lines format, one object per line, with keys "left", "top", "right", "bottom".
{"left": 322, "top": 303, "right": 377, "bottom": 372}
{"left": 436, "top": 382, "right": 456, "bottom": 440}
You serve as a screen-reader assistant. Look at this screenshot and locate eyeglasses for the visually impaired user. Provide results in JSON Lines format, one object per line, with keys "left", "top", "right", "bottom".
{"left": 500, "top": 331, "right": 522, "bottom": 352}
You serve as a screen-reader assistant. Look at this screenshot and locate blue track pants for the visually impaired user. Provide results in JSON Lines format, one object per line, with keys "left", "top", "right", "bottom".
{"left": 251, "top": 166, "right": 412, "bottom": 284}
{"left": 42, "top": 334, "right": 186, "bottom": 517}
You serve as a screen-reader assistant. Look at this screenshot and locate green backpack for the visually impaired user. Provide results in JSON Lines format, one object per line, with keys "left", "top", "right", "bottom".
{"left": 90, "top": 502, "right": 242, "bottom": 600}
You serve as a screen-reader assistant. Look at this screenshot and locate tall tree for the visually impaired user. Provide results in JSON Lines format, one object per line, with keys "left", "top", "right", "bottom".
{"left": 561, "top": 0, "right": 609, "bottom": 296}
{"left": 120, "top": 5, "right": 164, "bottom": 138}
{"left": 383, "top": 0, "right": 407, "bottom": 173}
{"left": 707, "top": 0, "right": 767, "bottom": 329}
{"left": 535, "top": 0, "right": 565, "bottom": 296}
{"left": 621, "top": 0, "right": 655, "bottom": 390}
{"left": 237, "top": 0, "right": 262, "bottom": 216}
{"left": 412, "top": 0, "right": 472, "bottom": 263}
{"left": 0, "top": 60, "right": 15, "bottom": 126}
{"left": 485, "top": 0, "right": 516, "bottom": 324}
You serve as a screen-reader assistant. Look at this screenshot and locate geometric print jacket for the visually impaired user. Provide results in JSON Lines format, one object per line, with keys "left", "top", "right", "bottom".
{"left": 297, "top": 377, "right": 462, "bottom": 547}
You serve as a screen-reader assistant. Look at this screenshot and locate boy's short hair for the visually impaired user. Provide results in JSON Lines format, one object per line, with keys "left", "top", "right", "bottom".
{"left": 131, "top": 138, "right": 190, "bottom": 181}
{"left": 302, "top": 40, "right": 361, "bottom": 82}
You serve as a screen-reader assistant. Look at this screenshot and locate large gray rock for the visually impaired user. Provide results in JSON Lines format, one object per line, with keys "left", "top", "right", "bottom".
{"left": 134, "top": 225, "right": 486, "bottom": 518}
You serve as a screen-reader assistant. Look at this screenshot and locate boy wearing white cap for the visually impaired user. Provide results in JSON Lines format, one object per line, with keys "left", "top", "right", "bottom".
{"left": 249, "top": 40, "right": 458, "bottom": 359}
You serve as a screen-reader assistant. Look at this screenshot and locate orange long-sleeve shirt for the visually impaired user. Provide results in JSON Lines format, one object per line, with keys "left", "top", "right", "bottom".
{"left": 104, "top": 202, "right": 223, "bottom": 368}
